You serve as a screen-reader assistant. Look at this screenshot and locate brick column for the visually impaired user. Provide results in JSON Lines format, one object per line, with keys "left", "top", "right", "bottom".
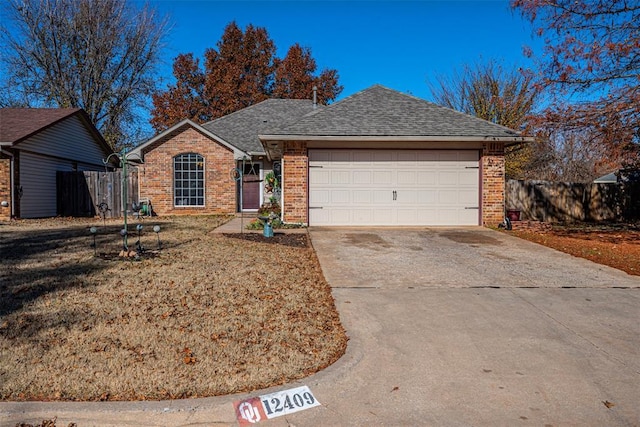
{"left": 282, "top": 141, "right": 308, "bottom": 224}
{"left": 0, "top": 156, "right": 11, "bottom": 221}
{"left": 482, "top": 142, "right": 505, "bottom": 227}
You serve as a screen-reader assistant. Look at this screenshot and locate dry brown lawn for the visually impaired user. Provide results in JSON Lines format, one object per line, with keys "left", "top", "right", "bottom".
{"left": 0, "top": 216, "right": 347, "bottom": 401}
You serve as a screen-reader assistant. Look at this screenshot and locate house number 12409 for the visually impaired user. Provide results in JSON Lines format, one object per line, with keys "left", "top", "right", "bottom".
{"left": 234, "top": 385, "right": 321, "bottom": 425}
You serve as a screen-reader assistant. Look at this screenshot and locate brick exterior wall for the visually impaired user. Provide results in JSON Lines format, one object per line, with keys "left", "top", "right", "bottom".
{"left": 282, "top": 141, "right": 308, "bottom": 224}
{"left": 482, "top": 142, "right": 506, "bottom": 227}
{"left": 0, "top": 155, "right": 11, "bottom": 221}
{"left": 139, "top": 126, "right": 237, "bottom": 216}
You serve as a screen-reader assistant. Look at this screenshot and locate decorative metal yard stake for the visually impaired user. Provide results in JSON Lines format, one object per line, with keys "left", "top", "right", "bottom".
{"left": 103, "top": 149, "right": 142, "bottom": 251}
{"left": 153, "top": 225, "right": 162, "bottom": 250}
{"left": 135, "top": 224, "right": 144, "bottom": 253}
{"left": 90, "top": 226, "right": 98, "bottom": 256}
{"left": 120, "top": 228, "right": 128, "bottom": 252}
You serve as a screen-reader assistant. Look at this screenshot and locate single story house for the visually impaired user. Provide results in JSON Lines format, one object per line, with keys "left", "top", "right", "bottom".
{"left": 0, "top": 108, "right": 113, "bottom": 220}
{"left": 130, "top": 99, "right": 316, "bottom": 215}
{"left": 133, "top": 85, "right": 533, "bottom": 226}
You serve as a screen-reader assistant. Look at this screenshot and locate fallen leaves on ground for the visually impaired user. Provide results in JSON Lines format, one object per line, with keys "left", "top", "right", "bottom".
{"left": 0, "top": 216, "right": 347, "bottom": 401}
{"left": 509, "top": 223, "right": 640, "bottom": 276}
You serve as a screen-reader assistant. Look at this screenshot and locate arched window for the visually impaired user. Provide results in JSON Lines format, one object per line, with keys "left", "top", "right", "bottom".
{"left": 174, "top": 153, "right": 204, "bottom": 206}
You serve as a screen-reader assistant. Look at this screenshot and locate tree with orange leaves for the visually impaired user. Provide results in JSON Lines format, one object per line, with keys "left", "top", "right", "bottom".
{"left": 273, "top": 43, "right": 343, "bottom": 104}
{"left": 151, "top": 22, "right": 342, "bottom": 131}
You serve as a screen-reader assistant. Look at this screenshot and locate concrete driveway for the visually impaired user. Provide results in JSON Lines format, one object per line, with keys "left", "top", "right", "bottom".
{"left": 302, "top": 227, "right": 640, "bottom": 426}
{"left": 2, "top": 227, "right": 639, "bottom": 426}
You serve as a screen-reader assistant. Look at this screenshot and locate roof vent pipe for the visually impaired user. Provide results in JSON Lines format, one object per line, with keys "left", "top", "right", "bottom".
{"left": 312, "top": 85, "right": 317, "bottom": 109}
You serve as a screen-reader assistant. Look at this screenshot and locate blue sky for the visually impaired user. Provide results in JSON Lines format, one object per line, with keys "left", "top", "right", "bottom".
{"left": 149, "top": 0, "right": 543, "bottom": 102}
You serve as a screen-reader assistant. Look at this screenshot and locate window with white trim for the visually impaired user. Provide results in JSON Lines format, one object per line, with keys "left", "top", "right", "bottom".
{"left": 174, "top": 153, "right": 205, "bottom": 206}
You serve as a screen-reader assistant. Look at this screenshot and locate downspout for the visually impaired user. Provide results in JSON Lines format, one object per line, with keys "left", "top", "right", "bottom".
{"left": 280, "top": 153, "right": 285, "bottom": 224}
{"left": 1, "top": 149, "right": 15, "bottom": 218}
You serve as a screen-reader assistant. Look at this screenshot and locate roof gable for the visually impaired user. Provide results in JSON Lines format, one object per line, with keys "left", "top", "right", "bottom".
{"left": 0, "top": 107, "right": 111, "bottom": 155}
{"left": 1, "top": 108, "right": 79, "bottom": 143}
{"left": 201, "top": 99, "right": 318, "bottom": 153}
{"left": 262, "top": 84, "right": 525, "bottom": 140}
{"left": 130, "top": 119, "right": 249, "bottom": 160}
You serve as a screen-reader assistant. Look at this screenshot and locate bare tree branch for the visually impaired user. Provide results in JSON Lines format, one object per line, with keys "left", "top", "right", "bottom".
{"left": 0, "top": 0, "right": 170, "bottom": 149}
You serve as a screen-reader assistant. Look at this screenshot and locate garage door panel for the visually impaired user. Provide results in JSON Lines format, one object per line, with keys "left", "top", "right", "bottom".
{"left": 397, "top": 171, "right": 416, "bottom": 185}
{"left": 308, "top": 149, "right": 480, "bottom": 226}
{"left": 310, "top": 169, "right": 330, "bottom": 185}
{"left": 372, "top": 151, "right": 394, "bottom": 163}
{"left": 416, "top": 208, "right": 439, "bottom": 223}
{"left": 438, "top": 171, "right": 460, "bottom": 185}
{"left": 309, "top": 189, "right": 330, "bottom": 205}
{"left": 331, "top": 170, "right": 350, "bottom": 184}
{"left": 311, "top": 151, "right": 331, "bottom": 162}
{"left": 353, "top": 171, "right": 372, "bottom": 184}
{"left": 415, "top": 190, "right": 437, "bottom": 204}
{"left": 353, "top": 209, "right": 373, "bottom": 223}
{"left": 438, "top": 151, "right": 460, "bottom": 162}
{"left": 373, "top": 190, "right": 392, "bottom": 204}
{"left": 458, "top": 151, "right": 480, "bottom": 162}
{"left": 373, "top": 209, "right": 394, "bottom": 223}
{"left": 437, "top": 208, "right": 460, "bottom": 224}
{"left": 417, "top": 151, "right": 439, "bottom": 161}
{"left": 396, "top": 209, "right": 418, "bottom": 223}
{"left": 330, "top": 151, "right": 351, "bottom": 162}
{"left": 310, "top": 208, "right": 329, "bottom": 224}
{"left": 460, "top": 208, "right": 480, "bottom": 224}
{"left": 438, "top": 190, "right": 460, "bottom": 205}
{"left": 329, "top": 209, "right": 351, "bottom": 223}
{"left": 352, "top": 151, "right": 374, "bottom": 163}
{"left": 459, "top": 170, "right": 479, "bottom": 185}
{"left": 397, "top": 151, "right": 418, "bottom": 163}
{"left": 331, "top": 190, "right": 350, "bottom": 204}
{"left": 372, "top": 171, "right": 393, "bottom": 185}
{"left": 417, "top": 171, "right": 437, "bottom": 185}
{"left": 396, "top": 190, "right": 417, "bottom": 204}
{"left": 353, "top": 190, "right": 373, "bottom": 204}
{"left": 459, "top": 190, "right": 479, "bottom": 206}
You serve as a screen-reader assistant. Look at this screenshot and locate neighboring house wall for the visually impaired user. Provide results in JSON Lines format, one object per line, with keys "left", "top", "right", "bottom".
{"left": 139, "top": 126, "right": 236, "bottom": 215}
{"left": 481, "top": 142, "right": 506, "bottom": 227}
{"left": 16, "top": 115, "right": 109, "bottom": 218}
{"left": 0, "top": 156, "right": 10, "bottom": 221}
{"left": 17, "top": 115, "right": 107, "bottom": 163}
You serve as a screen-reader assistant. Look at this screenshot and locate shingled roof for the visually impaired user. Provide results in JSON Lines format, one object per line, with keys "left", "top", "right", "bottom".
{"left": 202, "top": 99, "right": 318, "bottom": 154}
{"left": 0, "top": 108, "right": 83, "bottom": 144}
{"left": 260, "top": 85, "right": 527, "bottom": 140}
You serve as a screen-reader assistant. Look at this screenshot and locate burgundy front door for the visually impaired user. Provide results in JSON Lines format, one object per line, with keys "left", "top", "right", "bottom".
{"left": 242, "top": 163, "right": 261, "bottom": 210}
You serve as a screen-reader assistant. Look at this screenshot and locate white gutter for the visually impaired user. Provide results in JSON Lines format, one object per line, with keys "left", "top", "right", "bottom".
{"left": 258, "top": 134, "right": 535, "bottom": 143}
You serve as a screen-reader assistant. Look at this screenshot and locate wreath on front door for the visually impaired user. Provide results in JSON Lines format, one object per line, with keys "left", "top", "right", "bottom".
{"left": 264, "top": 171, "right": 279, "bottom": 193}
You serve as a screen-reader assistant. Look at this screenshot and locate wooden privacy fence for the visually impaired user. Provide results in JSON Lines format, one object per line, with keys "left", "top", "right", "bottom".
{"left": 57, "top": 170, "right": 139, "bottom": 218}
{"left": 506, "top": 179, "right": 640, "bottom": 223}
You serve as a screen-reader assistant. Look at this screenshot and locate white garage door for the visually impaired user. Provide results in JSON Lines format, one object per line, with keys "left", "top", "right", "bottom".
{"left": 308, "top": 149, "right": 480, "bottom": 226}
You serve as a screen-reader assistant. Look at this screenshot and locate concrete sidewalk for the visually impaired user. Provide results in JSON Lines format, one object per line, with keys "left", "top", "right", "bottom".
{"left": 2, "top": 227, "right": 639, "bottom": 426}
{"left": 212, "top": 215, "right": 307, "bottom": 234}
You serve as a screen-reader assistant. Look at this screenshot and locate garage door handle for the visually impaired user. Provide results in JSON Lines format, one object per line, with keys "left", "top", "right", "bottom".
{"left": 465, "top": 207, "right": 479, "bottom": 209}
{"left": 309, "top": 206, "right": 323, "bottom": 209}
{"left": 393, "top": 190, "right": 397, "bottom": 201}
